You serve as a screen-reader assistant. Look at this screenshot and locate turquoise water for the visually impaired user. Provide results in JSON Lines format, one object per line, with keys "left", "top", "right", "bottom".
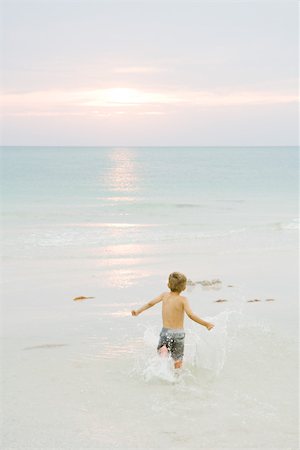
{"left": 1, "top": 146, "right": 298, "bottom": 263}
{"left": 2, "top": 146, "right": 298, "bottom": 208}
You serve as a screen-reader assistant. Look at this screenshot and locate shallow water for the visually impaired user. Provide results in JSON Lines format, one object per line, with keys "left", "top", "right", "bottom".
{"left": 1, "top": 146, "right": 299, "bottom": 449}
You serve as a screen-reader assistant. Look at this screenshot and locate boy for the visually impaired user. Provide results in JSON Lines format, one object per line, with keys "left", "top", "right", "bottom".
{"left": 131, "top": 272, "right": 215, "bottom": 369}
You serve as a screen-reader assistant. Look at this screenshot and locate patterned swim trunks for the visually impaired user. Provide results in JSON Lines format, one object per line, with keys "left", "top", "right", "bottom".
{"left": 157, "top": 327, "right": 185, "bottom": 361}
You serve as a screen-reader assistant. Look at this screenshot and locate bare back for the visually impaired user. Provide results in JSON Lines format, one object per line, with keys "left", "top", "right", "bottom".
{"left": 161, "top": 291, "right": 185, "bottom": 329}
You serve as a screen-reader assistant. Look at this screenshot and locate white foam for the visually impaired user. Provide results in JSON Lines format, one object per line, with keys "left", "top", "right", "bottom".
{"left": 131, "top": 310, "right": 244, "bottom": 386}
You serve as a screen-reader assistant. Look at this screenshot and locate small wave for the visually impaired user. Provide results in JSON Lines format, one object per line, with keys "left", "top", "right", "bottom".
{"left": 175, "top": 203, "right": 203, "bottom": 208}
{"left": 280, "top": 218, "right": 299, "bottom": 230}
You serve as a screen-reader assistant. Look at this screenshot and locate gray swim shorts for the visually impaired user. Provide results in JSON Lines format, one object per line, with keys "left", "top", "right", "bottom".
{"left": 157, "top": 327, "right": 185, "bottom": 361}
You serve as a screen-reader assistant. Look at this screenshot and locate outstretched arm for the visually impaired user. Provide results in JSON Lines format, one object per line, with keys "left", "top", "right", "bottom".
{"left": 183, "top": 297, "right": 214, "bottom": 330}
{"left": 131, "top": 293, "right": 164, "bottom": 316}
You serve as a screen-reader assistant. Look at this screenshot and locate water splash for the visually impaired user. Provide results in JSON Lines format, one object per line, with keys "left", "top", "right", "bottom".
{"left": 131, "top": 310, "right": 242, "bottom": 384}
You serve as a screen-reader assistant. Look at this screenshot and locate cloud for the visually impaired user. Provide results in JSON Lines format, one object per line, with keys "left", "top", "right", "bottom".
{"left": 1, "top": 86, "right": 298, "bottom": 117}
{"left": 112, "top": 66, "right": 163, "bottom": 74}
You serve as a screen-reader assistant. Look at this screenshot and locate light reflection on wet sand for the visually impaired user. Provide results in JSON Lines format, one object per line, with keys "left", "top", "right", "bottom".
{"left": 93, "top": 257, "right": 146, "bottom": 267}
{"left": 91, "top": 243, "right": 152, "bottom": 257}
{"left": 92, "top": 302, "right": 139, "bottom": 308}
{"left": 89, "top": 242, "right": 154, "bottom": 287}
{"left": 87, "top": 241, "right": 166, "bottom": 287}
{"left": 75, "top": 338, "right": 144, "bottom": 360}
{"left": 101, "top": 268, "right": 153, "bottom": 288}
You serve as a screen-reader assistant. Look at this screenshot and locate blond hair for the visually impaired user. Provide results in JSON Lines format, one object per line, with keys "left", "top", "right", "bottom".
{"left": 168, "top": 272, "right": 187, "bottom": 293}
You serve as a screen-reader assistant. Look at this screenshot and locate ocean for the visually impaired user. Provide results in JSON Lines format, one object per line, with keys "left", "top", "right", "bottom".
{"left": 1, "top": 146, "right": 299, "bottom": 449}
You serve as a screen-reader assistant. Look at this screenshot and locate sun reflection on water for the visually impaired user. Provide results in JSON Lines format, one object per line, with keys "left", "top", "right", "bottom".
{"left": 94, "top": 150, "right": 152, "bottom": 288}
{"left": 66, "top": 223, "right": 158, "bottom": 228}
{"left": 97, "top": 196, "right": 137, "bottom": 202}
{"left": 104, "top": 148, "right": 139, "bottom": 193}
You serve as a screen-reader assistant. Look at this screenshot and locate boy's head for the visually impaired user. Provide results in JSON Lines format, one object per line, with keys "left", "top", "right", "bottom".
{"left": 168, "top": 272, "right": 187, "bottom": 293}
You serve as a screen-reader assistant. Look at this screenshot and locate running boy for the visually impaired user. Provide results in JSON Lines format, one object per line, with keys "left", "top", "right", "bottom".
{"left": 131, "top": 272, "right": 215, "bottom": 369}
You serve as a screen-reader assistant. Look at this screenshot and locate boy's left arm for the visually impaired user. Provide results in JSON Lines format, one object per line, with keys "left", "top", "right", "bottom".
{"left": 131, "top": 293, "right": 164, "bottom": 316}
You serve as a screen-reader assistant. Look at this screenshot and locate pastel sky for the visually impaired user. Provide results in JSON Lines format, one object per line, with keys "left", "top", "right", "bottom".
{"left": 1, "top": 0, "right": 298, "bottom": 146}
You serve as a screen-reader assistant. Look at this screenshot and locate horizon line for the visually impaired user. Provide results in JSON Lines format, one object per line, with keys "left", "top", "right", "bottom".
{"left": 0, "top": 145, "right": 299, "bottom": 148}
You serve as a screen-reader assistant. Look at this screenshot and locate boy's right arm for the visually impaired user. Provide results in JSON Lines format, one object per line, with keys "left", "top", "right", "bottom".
{"left": 183, "top": 297, "right": 214, "bottom": 330}
{"left": 131, "top": 292, "right": 165, "bottom": 316}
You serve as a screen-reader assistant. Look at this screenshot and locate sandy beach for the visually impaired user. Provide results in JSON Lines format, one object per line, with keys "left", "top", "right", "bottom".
{"left": 2, "top": 250, "right": 298, "bottom": 449}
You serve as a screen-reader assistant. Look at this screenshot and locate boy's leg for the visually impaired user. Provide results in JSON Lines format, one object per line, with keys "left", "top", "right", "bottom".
{"left": 172, "top": 332, "right": 184, "bottom": 369}
{"left": 158, "top": 345, "right": 169, "bottom": 357}
{"left": 174, "top": 360, "right": 183, "bottom": 369}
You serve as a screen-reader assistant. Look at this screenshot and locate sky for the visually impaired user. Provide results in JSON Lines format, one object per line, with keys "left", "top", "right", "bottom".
{"left": 0, "top": 0, "right": 298, "bottom": 146}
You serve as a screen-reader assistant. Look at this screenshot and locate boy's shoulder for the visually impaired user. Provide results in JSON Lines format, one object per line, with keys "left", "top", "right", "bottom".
{"left": 161, "top": 292, "right": 188, "bottom": 302}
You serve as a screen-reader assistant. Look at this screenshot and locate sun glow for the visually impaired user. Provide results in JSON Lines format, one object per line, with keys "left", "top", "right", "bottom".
{"left": 1, "top": 87, "right": 298, "bottom": 118}
{"left": 81, "top": 87, "right": 177, "bottom": 107}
